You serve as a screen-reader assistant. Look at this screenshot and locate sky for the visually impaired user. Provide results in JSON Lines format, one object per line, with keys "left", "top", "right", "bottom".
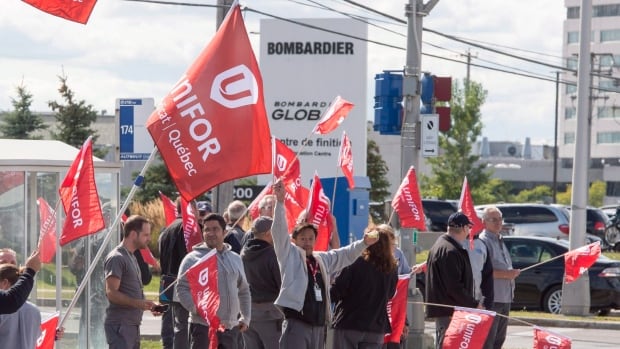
{"left": 0, "top": 0, "right": 566, "bottom": 145}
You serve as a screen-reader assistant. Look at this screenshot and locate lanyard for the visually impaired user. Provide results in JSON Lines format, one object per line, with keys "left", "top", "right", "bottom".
{"left": 307, "top": 257, "right": 319, "bottom": 284}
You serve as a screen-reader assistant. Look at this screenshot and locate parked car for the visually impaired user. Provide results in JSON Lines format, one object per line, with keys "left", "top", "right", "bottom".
{"left": 558, "top": 205, "right": 611, "bottom": 242}
{"left": 421, "top": 199, "right": 457, "bottom": 232}
{"left": 475, "top": 203, "right": 570, "bottom": 238}
{"left": 599, "top": 204, "right": 619, "bottom": 219}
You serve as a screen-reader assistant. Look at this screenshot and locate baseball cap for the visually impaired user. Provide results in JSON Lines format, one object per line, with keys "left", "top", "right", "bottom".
{"left": 447, "top": 212, "right": 473, "bottom": 228}
{"left": 252, "top": 216, "right": 273, "bottom": 234}
{"left": 197, "top": 201, "right": 212, "bottom": 213}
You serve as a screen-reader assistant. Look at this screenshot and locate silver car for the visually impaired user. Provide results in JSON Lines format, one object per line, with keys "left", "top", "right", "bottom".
{"left": 475, "top": 203, "right": 570, "bottom": 238}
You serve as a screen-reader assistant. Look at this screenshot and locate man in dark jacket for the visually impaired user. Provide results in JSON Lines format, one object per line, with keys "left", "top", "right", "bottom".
{"left": 425, "top": 212, "right": 480, "bottom": 349}
{"left": 0, "top": 249, "right": 40, "bottom": 314}
{"left": 241, "top": 216, "right": 282, "bottom": 349}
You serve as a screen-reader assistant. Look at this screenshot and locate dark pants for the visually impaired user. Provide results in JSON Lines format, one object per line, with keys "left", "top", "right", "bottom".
{"left": 190, "top": 323, "right": 244, "bottom": 349}
{"left": 332, "top": 328, "right": 384, "bottom": 349}
{"left": 172, "top": 302, "right": 189, "bottom": 349}
{"left": 104, "top": 324, "right": 139, "bottom": 349}
{"left": 434, "top": 316, "right": 451, "bottom": 349}
{"left": 161, "top": 307, "right": 174, "bottom": 349}
{"left": 484, "top": 302, "right": 510, "bottom": 349}
{"left": 279, "top": 318, "right": 325, "bottom": 349}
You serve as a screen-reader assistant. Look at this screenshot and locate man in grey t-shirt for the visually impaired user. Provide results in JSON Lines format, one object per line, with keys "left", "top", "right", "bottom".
{"left": 104, "top": 215, "right": 163, "bottom": 349}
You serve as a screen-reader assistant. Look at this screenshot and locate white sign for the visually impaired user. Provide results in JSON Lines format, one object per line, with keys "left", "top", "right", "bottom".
{"left": 421, "top": 114, "right": 439, "bottom": 157}
{"left": 259, "top": 18, "right": 368, "bottom": 185}
{"left": 116, "top": 98, "right": 155, "bottom": 161}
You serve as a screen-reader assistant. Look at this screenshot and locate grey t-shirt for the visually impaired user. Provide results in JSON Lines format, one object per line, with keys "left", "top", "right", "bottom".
{"left": 104, "top": 245, "right": 144, "bottom": 326}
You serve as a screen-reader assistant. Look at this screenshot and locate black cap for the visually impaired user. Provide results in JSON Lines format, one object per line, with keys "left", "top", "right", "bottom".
{"left": 447, "top": 212, "right": 473, "bottom": 228}
{"left": 197, "top": 201, "right": 212, "bottom": 213}
{"left": 252, "top": 216, "right": 273, "bottom": 234}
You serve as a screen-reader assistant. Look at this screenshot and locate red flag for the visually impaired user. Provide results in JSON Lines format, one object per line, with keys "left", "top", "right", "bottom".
{"left": 273, "top": 138, "right": 306, "bottom": 206}
{"left": 0, "top": 171, "right": 24, "bottom": 196}
{"left": 338, "top": 131, "right": 355, "bottom": 189}
{"left": 146, "top": 4, "right": 271, "bottom": 201}
{"left": 160, "top": 191, "right": 178, "bottom": 225}
{"left": 186, "top": 249, "right": 221, "bottom": 349}
{"left": 306, "top": 174, "right": 331, "bottom": 251}
{"left": 36, "top": 312, "right": 59, "bottom": 349}
{"left": 248, "top": 182, "right": 273, "bottom": 220}
{"left": 285, "top": 186, "right": 309, "bottom": 232}
{"left": 313, "top": 96, "right": 354, "bottom": 135}
{"left": 140, "top": 248, "right": 158, "bottom": 267}
{"left": 458, "top": 176, "right": 484, "bottom": 249}
{"left": 58, "top": 137, "right": 104, "bottom": 246}
{"left": 564, "top": 241, "right": 601, "bottom": 283}
{"left": 182, "top": 198, "right": 204, "bottom": 252}
{"left": 443, "top": 307, "right": 495, "bottom": 349}
{"left": 391, "top": 167, "right": 426, "bottom": 230}
{"left": 533, "top": 327, "right": 572, "bottom": 349}
{"left": 384, "top": 275, "right": 410, "bottom": 343}
{"left": 23, "top": 0, "right": 97, "bottom": 24}
{"left": 37, "top": 198, "right": 57, "bottom": 264}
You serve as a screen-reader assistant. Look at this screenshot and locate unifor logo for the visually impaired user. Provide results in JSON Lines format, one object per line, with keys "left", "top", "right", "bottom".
{"left": 37, "top": 329, "right": 46, "bottom": 346}
{"left": 276, "top": 154, "right": 288, "bottom": 172}
{"left": 544, "top": 334, "right": 562, "bottom": 345}
{"left": 210, "top": 65, "right": 258, "bottom": 109}
{"left": 198, "top": 267, "right": 209, "bottom": 286}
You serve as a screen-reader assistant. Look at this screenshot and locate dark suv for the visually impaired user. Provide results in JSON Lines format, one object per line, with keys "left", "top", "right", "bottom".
{"left": 421, "top": 199, "right": 457, "bottom": 232}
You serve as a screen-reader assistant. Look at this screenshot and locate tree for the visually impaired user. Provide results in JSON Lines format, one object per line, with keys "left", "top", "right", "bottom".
{"left": 0, "top": 84, "right": 47, "bottom": 139}
{"left": 128, "top": 157, "right": 177, "bottom": 204}
{"left": 513, "top": 185, "right": 553, "bottom": 203}
{"left": 422, "top": 79, "right": 491, "bottom": 202}
{"left": 367, "top": 138, "right": 391, "bottom": 223}
{"left": 556, "top": 181, "right": 606, "bottom": 207}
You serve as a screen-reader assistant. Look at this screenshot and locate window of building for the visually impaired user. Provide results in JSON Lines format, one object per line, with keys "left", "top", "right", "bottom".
{"left": 599, "top": 78, "right": 620, "bottom": 92}
{"left": 565, "top": 107, "right": 576, "bottom": 119}
{"left": 566, "top": 84, "right": 577, "bottom": 94}
{"left": 601, "top": 29, "right": 620, "bottom": 42}
{"left": 600, "top": 54, "right": 620, "bottom": 68}
{"left": 567, "top": 6, "right": 579, "bottom": 19}
{"left": 567, "top": 31, "right": 579, "bottom": 44}
{"left": 593, "top": 4, "right": 620, "bottom": 17}
{"left": 597, "top": 132, "right": 620, "bottom": 144}
{"left": 564, "top": 132, "right": 575, "bottom": 144}
{"left": 566, "top": 56, "right": 578, "bottom": 70}
{"left": 597, "top": 106, "right": 620, "bottom": 119}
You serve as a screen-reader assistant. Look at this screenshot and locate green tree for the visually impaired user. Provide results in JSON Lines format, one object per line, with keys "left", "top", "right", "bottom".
{"left": 0, "top": 84, "right": 47, "bottom": 139}
{"left": 475, "top": 178, "right": 514, "bottom": 204}
{"left": 367, "top": 138, "right": 391, "bottom": 223}
{"left": 513, "top": 185, "right": 553, "bottom": 203}
{"left": 422, "top": 79, "right": 491, "bottom": 201}
{"left": 556, "top": 181, "right": 606, "bottom": 207}
{"left": 128, "top": 157, "right": 177, "bottom": 204}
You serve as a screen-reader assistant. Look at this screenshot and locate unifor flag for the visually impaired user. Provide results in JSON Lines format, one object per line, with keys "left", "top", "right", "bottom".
{"left": 23, "top": 0, "right": 97, "bottom": 24}
{"left": 564, "top": 241, "right": 601, "bottom": 283}
{"left": 58, "top": 137, "right": 104, "bottom": 246}
{"left": 273, "top": 138, "right": 305, "bottom": 206}
{"left": 37, "top": 198, "right": 57, "bottom": 264}
{"left": 36, "top": 312, "right": 59, "bottom": 349}
{"left": 248, "top": 182, "right": 273, "bottom": 220}
{"left": 140, "top": 248, "right": 158, "bottom": 267}
{"left": 533, "top": 326, "right": 572, "bottom": 349}
{"left": 160, "top": 191, "right": 178, "bottom": 225}
{"left": 186, "top": 249, "right": 221, "bottom": 349}
{"left": 384, "top": 274, "right": 410, "bottom": 344}
{"left": 442, "top": 307, "right": 495, "bottom": 349}
{"left": 285, "top": 185, "right": 309, "bottom": 233}
{"left": 458, "top": 176, "right": 484, "bottom": 249}
{"left": 391, "top": 166, "right": 426, "bottom": 230}
{"left": 338, "top": 131, "right": 355, "bottom": 189}
{"left": 146, "top": 3, "right": 271, "bottom": 201}
{"left": 312, "top": 96, "right": 354, "bottom": 135}
{"left": 306, "top": 173, "right": 331, "bottom": 251}
{"left": 181, "top": 198, "right": 203, "bottom": 252}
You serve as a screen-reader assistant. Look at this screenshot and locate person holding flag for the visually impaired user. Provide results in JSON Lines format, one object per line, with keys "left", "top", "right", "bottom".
{"left": 0, "top": 263, "right": 41, "bottom": 348}
{"left": 0, "top": 249, "right": 40, "bottom": 315}
{"left": 176, "top": 213, "right": 251, "bottom": 349}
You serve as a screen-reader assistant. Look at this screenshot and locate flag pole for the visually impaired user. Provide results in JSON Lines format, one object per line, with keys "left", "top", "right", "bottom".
{"left": 59, "top": 147, "right": 159, "bottom": 330}
{"left": 518, "top": 252, "right": 566, "bottom": 272}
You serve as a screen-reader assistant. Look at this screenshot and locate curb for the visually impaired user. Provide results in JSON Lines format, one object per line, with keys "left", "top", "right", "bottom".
{"left": 510, "top": 317, "right": 620, "bottom": 330}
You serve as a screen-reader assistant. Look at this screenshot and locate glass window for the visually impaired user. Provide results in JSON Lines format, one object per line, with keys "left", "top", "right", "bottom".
{"left": 599, "top": 78, "right": 620, "bottom": 92}
{"left": 596, "top": 106, "right": 620, "bottom": 119}
{"left": 601, "top": 29, "right": 620, "bottom": 42}
{"left": 565, "top": 107, "right": 576, "bottom": 119}
{"left": 499, "top": 206, "right": 558, "bottom": 224}
{"left": 599, "top": 54, "right": 620, "bottom": 68}
{"left": 564, "top": 132, "right": 575, "bottom": 144}
{"left": 597, "top": 131, "right": 620, "bottom": 143}
{"left": 566, "top": 84, "right": 577, "bottom": 94}
{"left": 567, "top": 31, "right": 579, "bottom": 44}
{"left": 566, "top": 57, "right": 578, "bottom": 70}
{"left": 567, "top": 6, "right": 579, "bottom": 19}
{"left": 593, "top": 4, "right": 620, "bottom": 17}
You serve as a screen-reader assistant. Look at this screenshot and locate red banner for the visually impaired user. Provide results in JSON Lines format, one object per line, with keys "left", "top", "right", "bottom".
{"left": 459, "top": 176, "right": 484, "bottom": 249}
{"left": 23, "top": 0, "right": 97, "bottom": 24}
{"left": 181, "top": 198, "right": 203, "bottom": 252}
{"left": 186, "top": 250, "right": 221, "bottom": 349}
{"left": 564, "top": 241, "right": 601, "bottom": 283}
{"left": 391, "top": 166, "right": 426, "bottom": 230}
{"left": 37, "top": 198, "right": 57, "bottom": 264}
{"left": 248, "top": 182, "right": 273, "bottom": 220}
{"left": 338, "top": 131, "right": 355, "bottom": 189}
{"left": 306, "top": 173, "right": 331, "bottom": 251}
{"left": 36, "top": 312, "right": 59, "bottom": 349}
{"left": 384, "top": 275, "right": 410, "bottom": 343}
{"left": 443, "top": 307, "right": 495, "bottom": 349}
{"left": 274, "top": 138, "right": 306, "bottom": 206}
{"left": 58, "top": 137, "right": 104, "bottom": 246}
{"left": 284, "top": 186, "right": 309, "bottom": 233}
{"left": 159, "top": 191, "right": 178, "bottom": 225}
{"left": 533, "top": 327, "right": 572, "bottom": 349}
{"left": 313, "top": 96, "right": 354, "bottom": 135}
{"left": 146, "top": 4, "right": 271, "bottom": 201}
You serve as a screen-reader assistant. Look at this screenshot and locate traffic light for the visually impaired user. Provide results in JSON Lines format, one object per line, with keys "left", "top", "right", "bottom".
{"left": 420, "top": 73, "right": 452, "bottom": 132}
{"left": 373, "top": 71, "right": 403, "bottom": 135}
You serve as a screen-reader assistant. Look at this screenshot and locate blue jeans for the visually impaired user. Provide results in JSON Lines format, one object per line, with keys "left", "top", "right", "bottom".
{"left": 161, "top": 307, "right": 174, "bottom": 349}
{"left": 172, "top": 302, "right": 189, "bottom": 349}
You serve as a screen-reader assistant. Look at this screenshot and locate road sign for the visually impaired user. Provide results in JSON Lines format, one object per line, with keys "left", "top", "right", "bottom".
{"left": 117, "top": 98, "right": 155, "bottom": 161}
{"left": 421, "top": 114, "right": 439, "bottom": 157}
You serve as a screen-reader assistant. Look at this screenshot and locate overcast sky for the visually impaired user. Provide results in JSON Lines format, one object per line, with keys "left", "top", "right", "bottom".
{"left": 1, "top": 0, "right": 566, "bottom": 144}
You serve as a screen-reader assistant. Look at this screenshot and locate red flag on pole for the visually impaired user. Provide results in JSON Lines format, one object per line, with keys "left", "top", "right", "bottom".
{"left": 248, "top": 182, "right": 273, "bottom": 220}
{"left": 36, "top": 312, "right": 59, "bottom": 349}
{"left": 533, "top": 326, "right": 572, "bottom": 349}
{"left": 140, "top": 248, "right": 158, "bottom": 267}
{"left": 273, "top": 138, "right": 306, "bottom": 206}
{"left": 146, "top": 4, "right": 271, "bottom": 201}
{"left": 181, "top": 198, "right": 203, "bottom": 252}
{"left": 186, "top": 249, "right": 221, "bottom": 349}
{"left": 564, "top": 241, "right": 601, "bottom": 283}
{"left": 306, "top": 173, "right": 331, "bottom": 251}
{"left": 37, "top": 198, "right": 57, "bottom": 264}
{"left": 338, "top": 131, "right": 355, "bottom": 189}
{"left": 313, "top": 96, "right": 354, "bottom": 135}
{"left": 458, "top": 176, "right": 484, "bottom": 248}
{"left": 391, "top": 166, "right": 426, "bottom": 230}
{"left": 159, "top": 191, "right": 178, "bottom": 225}
{"left": 58, "top": 137, "right": 104, "bottom": 246}
{"left": 384, "top": 275, "right": 410, "bottom": 344}
{"left": 23, "top": 0, "right": 97, "bottom": 24}
{"left": 442, "top": 307, "right": 495, "bottom": 349}
{"left": 285, "top": 186, "right": 309, "bottom": 233}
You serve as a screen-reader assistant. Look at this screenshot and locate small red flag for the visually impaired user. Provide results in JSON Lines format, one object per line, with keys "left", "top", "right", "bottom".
{"left": 181, "top": 198, "right": 203, "bottom": 252}
{"left": 146, "top": 4, "right": 271, "bottom": 201}
{"left": 338, "top": 131, "right": 355, "bottom": 189}
{"left": 36, "top": 312, "right": 59, "bottom": 349}
{"left": 186, "top": 249, "right": 221, "bottom": 349}
{"left": 384, "top": 275, "right": 410, "bottom": 344}
{"left": 248, "top": 182, "right": 273, "bottom": 220}
{"left": 391, "top": 167, "right": 426, "bottom": 230}
{"left": 533, "top": 326, "right": 572, "bottom": 349}
{"left": 58, "top": 137, "right": 104, "bottom": 246}
{"left": 37, "top": 198, "right": 57, "bottom": 264}
{"left": 458, "top": 176, "right": 484, "bottom": 249}
{"left": 564, "top": 241, "right": 601, "bottom": 283}
{"left": 313, "top": 96, "right": 354, "bottom": 135}
{"left": 284, "top": 186, "right": 309, "bottom": 233}
{"left": 140, "top": 248, "right": 158, "bottom": 267}
{"left": 273, "top": 138, "right": 306, "bottom": 206}
{"left": 159, "top": 191, "right": 178, "bottom": 226}
{"left": 306, "top": 173, "right": 331, "bottom": 251}
{"left": 22, "top": 0, "right": 97, "bottom": 24}
{"left": 443, "top": 307, "right": 495, "bottom": 349}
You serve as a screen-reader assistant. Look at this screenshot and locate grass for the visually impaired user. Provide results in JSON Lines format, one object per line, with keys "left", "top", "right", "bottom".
{"left": 141, "top": 340, "right": 163, "bottom": 349}
{"left": 511, "top": 310, "right": 620, "bottom": 321}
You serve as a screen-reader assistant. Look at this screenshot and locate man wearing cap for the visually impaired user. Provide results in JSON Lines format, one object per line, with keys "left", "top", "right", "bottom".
{"left": 479, "top": 206, "right": 520, "bottom": 349}
{"left": 196, "top": 201, "right": 212, "bottom": 219}
{"left": 241, "top": 216, "right": 282, "bottom": 349}
{"left": 425, "top": 212, "right": 480, "bottom": 349}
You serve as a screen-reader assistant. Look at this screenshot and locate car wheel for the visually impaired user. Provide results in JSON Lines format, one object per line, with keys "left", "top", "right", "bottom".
{"left": 598, "top": 308, "right": 611, "bottom": 316}
{"left": 606, "top": 225, "right": 620, "bottom": 246}
{"left": 543, "top": 285, "right": 562, "bottom": 314}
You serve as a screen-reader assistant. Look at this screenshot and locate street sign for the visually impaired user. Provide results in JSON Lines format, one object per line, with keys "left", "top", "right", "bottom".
{"left": 421, "top": 114, "right": 439, "bottom": 157}
{"left": 117, "top": 98, "right": 155, "bottom": 161}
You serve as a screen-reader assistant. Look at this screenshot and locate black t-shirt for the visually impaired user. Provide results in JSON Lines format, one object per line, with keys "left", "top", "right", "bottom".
{"left": 282, "top": 255, "right": 326, "bottom": 326}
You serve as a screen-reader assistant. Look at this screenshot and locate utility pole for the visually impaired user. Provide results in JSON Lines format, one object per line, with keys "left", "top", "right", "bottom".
{"left": 402, "top": 0, "right": 438, "bottom": 348}
{"left": 213, "top": 0, "right": 235, "bottom": 213}
{"left": 553, "top": 71, "right": 559, "bottom": 203}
